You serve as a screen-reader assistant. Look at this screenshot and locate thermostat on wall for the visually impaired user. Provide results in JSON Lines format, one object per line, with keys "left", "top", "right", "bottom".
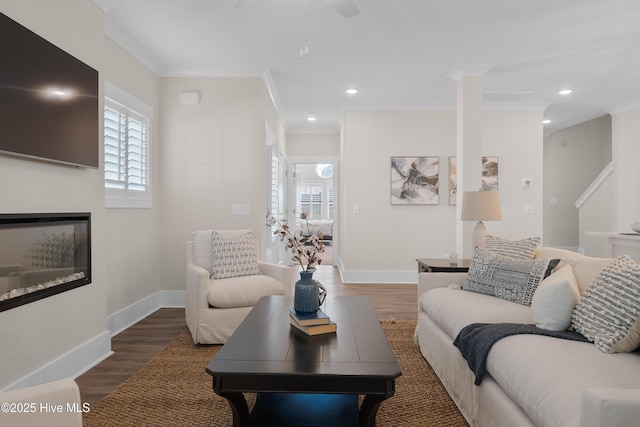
{"left": 522, "top": 178, "right": 532, "bottom": 189}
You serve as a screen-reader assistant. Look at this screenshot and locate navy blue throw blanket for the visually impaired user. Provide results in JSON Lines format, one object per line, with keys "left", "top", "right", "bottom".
{"left": 453, "top": 323, "right": 590, "bottom": 385}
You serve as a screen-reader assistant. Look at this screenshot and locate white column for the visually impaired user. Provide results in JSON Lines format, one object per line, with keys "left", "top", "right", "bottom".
{"left": 448, "top": 65, "right": 493, "bottom": 258}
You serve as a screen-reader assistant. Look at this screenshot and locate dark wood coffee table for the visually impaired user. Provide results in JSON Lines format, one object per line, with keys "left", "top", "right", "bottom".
{"left": 205, "top": 295, "right": 402, "bottom": 427}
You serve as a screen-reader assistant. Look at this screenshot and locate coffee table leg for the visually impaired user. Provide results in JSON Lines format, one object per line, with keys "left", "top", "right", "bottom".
{"left": 359, "top": 394, "right": 387, "bottom": 427}
{"left": 218, "top": 391, "right": 250, "bottom": 427}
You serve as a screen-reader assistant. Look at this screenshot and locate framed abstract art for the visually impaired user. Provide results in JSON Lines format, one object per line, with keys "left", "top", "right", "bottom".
{"left": 390, "top": 156, "right": 439, "bottom": 205}
{"left": 482, "top": 156, "right": 499, "bottom": 191}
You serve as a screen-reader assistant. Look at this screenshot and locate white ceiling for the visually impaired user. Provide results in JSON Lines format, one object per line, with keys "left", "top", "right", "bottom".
{"left": 94, "top": 0, "right": 640, "bottom": 135}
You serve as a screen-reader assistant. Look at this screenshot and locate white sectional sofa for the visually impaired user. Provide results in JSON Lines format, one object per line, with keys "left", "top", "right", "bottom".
{"left": 416, "top": 244, "right": 640, "bottom": 427}
{"left": 0, "top": 378, "right": 83, "bottom": 427}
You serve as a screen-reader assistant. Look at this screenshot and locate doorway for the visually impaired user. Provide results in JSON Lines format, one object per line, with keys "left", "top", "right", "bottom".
{"left": 291, "top": 162, "right": 338, "bottom": 266}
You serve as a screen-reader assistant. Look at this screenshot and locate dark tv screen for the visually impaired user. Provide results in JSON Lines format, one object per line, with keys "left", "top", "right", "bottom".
{"left": 0, "top": 12, "right": 98, "bottom": 168}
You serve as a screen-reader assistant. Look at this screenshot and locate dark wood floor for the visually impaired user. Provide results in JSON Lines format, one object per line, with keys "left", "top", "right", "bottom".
{"left": 75, "top": 265, "right": 417, "bottom": 407}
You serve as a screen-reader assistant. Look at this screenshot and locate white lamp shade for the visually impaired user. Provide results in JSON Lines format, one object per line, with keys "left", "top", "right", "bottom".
{"left": 461, "top": 191, "right": 502, "bottom": 221}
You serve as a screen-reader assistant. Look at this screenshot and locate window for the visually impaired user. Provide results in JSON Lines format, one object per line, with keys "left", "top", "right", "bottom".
{"left": 104, "top": 83, "right": 152, "bottom": 208}
{"left": 316, "top": 164, "right": 333, "bottom": 178}
{"left": 297, "top": 184, "right": 334, "bottom": 219}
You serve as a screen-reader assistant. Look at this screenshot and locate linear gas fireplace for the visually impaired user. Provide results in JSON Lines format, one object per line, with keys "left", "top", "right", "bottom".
{"left": 0, "top": 213, "right": 91, "bottom": 312}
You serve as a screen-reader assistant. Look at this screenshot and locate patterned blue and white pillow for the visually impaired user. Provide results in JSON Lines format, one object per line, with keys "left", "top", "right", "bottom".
{"left": 572, "top": 255, "right": 640, "bottom": 353}
{"left": 464, "top": 247, "right": 559, "bottom": 306}
{"left": 211, "top": 231, "right": 261, "bottom": 280}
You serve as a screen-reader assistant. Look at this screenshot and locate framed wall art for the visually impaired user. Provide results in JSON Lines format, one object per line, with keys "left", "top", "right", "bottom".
{"left": 482, "top": 156, "right": 499, "bottom": 191}
{"left": 390, "top": 156, "right": 439, "bottom": 205}
{"left": 448, "top": 156, "right": 457, "bottom": 205}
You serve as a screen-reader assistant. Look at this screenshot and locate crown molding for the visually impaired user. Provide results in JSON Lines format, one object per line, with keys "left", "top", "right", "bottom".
{"left": 605, "top": 98, "right": 640, "bottom": 115}
{"left": 447, "top": 64, "right": 494, "bottom": 82}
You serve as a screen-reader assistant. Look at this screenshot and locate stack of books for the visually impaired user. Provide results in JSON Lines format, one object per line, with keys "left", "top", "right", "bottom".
{"left": 289, "top": 308, "right": 337, "bottom": 336}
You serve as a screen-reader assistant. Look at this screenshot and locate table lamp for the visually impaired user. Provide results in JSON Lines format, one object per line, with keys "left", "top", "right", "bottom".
{"left": 461, "top": 190, "right": 502, "bottom": 248}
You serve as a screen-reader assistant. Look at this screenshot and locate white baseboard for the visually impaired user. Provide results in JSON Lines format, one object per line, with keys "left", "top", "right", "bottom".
{"left": 107, "top": 290, "right": 186, "bottom": 337}
{"left": 336, "top": 257, "right": 417, "bottom": 284}
{"left": 2, "top": 290, "right": 186, "bottom": 392}
{"left": 3, "top": 331, "right": 113, "bottom": 391}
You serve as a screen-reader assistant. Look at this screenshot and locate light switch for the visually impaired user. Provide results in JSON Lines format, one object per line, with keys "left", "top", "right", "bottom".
{"left": 352, "top": 204, "right": 360, "bottom": 214}
{"left": 231, "top": 204, "right": 250, "bottom": 215}
{"left": 550, "top": 197, "right": 558, "bottom": 205}
{"left": 522, "top": 205, "right": 535, "bottom": 215}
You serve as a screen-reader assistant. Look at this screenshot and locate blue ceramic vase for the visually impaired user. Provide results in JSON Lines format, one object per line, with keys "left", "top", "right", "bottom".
{"left": 294, "top": 271, "right": 325, "bottom": 315}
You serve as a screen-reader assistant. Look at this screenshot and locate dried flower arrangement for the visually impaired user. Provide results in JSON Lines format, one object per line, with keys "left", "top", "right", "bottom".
{"left": 268, "top": 212, "right": 325, "bottom": 272}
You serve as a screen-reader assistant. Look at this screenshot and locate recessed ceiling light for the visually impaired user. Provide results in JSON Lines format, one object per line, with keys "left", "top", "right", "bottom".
{"left": 307, "top": 116, "right": 317, "bottom": 122}
{"left": 346, "top": 88, "right": 358, "bottom": 95}
{"left": 542, "top": 119, "right": 552, "bottom": 124}
{"left": 558, "top": 89, "right": 572, "bottom": 95}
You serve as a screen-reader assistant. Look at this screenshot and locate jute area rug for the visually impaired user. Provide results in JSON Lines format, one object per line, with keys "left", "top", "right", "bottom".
{"left": 83, "top": 320, "right": 468, "bottom": 427}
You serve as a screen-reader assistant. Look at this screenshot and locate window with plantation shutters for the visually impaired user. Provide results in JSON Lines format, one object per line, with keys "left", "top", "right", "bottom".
{"left": 104, "top": 82, "right": 152, "bottom": 208}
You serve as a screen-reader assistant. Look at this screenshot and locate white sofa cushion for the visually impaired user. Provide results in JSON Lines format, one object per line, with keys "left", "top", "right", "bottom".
{"left": 420, "top": 287, "right": 533, "bottom": 339}
{"left": 210, "top": 230, "right": 260, "bottom": 279}
{"left": 533, "top": 247, "right": 612, "bottom": 295}
{"left": 572, "top": 256, "right": 640, "bottom": 353}
{"left": 531, "top": 264, "right": 580, "bottom": 331}
{"left": 485, "top": 234, "right": 540, "bottom": 259}
{"left": 464, "top": 248, "right": 559, "bottom": 306}
{"left": 487, "top": 334, "right": 640, "bottom": 427}
{"left": 208, "top": 274, "right": 284, "bottom": 308}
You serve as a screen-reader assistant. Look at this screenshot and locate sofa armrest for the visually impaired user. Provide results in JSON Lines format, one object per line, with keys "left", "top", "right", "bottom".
{"left": 418, "top": 272, "right": 467, "bottom": 300}
{"left": 186, "top": 263, "right": 210, "bottom": 310}
{"left": 581, "top": 388, "right": 640, "bottom": 427}
{"left": 258, "top": 262, "right": 292, "bottom": 296}
{"left": 0, "top": 378, "right": 83, "bottom": 427}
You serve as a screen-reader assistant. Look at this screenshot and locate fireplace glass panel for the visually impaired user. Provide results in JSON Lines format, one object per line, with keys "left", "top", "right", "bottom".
{"left": 0, "top": 213, "right": 91, "bottom": 312}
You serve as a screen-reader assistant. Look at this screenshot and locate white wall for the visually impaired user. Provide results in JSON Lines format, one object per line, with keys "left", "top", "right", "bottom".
{"left": 580, "top": 173, "right": 615, "bottom": 257}
{"left": 340, "top": 110, "right": 457, "bottom": 280}
{"left": 578, "top": 105, "right": 640, "bottom": 258}
{"left": 481, "top": 110, "right": 544, "bottom": 244}
{"left": 543, "top": 115, "right": 612, "bottom": 249}
{"left": 287, "top": 133, "right": 340, "bottom": 157}
{"left": 102, "top": 38, "right": 161, "bottom": 315}
{"left": 339, "top": 109, "right": 544, "bottom": 282}
{"left": 158, "top": 77, "right": 285, "bottom": 293}
{"left": 611, "top": 106, "right": 640, "bottom": 230}
{"left": 0, "top": 0, "right": 109, "bottom": 389}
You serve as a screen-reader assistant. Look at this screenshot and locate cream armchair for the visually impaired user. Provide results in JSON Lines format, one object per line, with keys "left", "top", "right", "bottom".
{"left": 186, "top": 229, "right": 292, "bottom": 344}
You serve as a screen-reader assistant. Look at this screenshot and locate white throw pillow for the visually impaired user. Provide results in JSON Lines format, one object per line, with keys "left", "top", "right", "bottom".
{"left": 531, "top": 264, "right": 579, "bottom": 331}
{"left": 572, "top": 256, "right": 640, "bottom": 353}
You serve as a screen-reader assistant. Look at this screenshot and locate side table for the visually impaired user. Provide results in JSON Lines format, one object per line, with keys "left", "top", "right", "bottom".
{"left": 416, "top": 258, "right": 471, "bottom": 273}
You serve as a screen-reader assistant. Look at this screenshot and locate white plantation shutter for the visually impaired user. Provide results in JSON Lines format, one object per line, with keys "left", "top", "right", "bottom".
{"left": 104, "top": 83, "right": 152, "bottom": 208}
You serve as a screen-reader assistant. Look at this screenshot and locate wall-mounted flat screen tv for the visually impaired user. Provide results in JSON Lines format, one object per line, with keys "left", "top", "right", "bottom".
{"left": 0, "top": 12, "right": 98, "bottom": 168}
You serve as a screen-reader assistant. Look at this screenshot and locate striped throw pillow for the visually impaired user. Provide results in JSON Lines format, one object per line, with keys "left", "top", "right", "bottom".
{"left": 484, "top": 235, "right": 540, "bottom": 260}
{"left": 572, "top": 256, "right": 640, "bottom": 353}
